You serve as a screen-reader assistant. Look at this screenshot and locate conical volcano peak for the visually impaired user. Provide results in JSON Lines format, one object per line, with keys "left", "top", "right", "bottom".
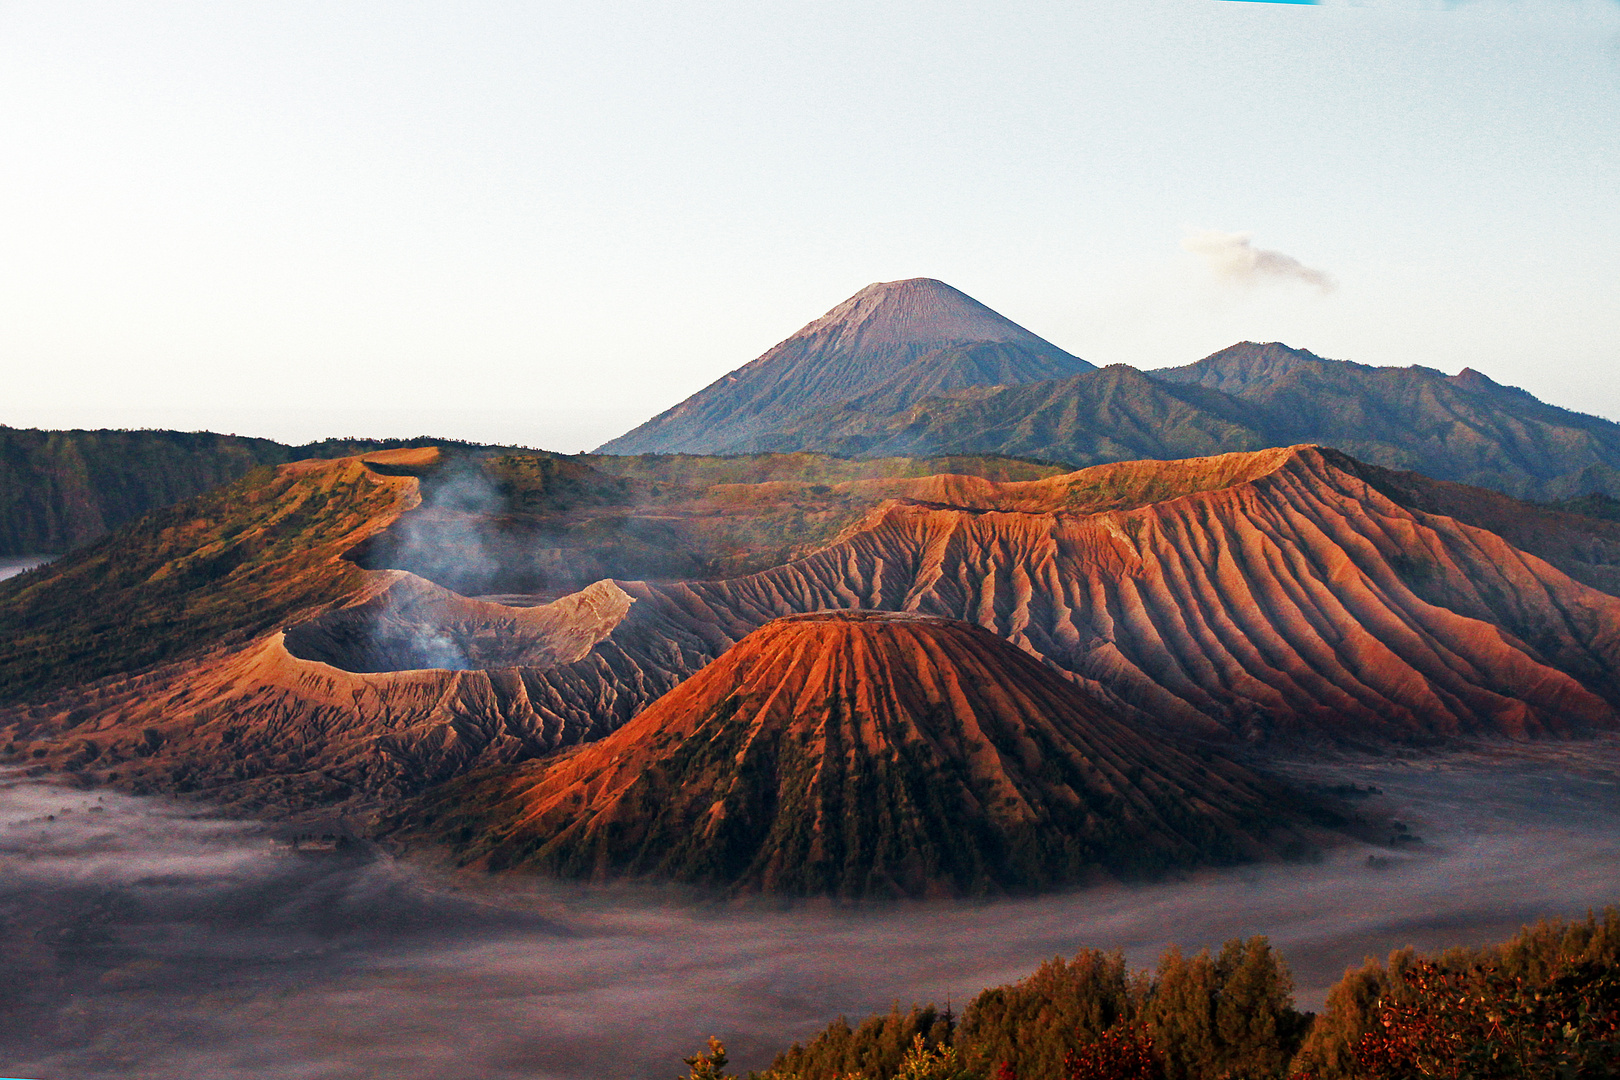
{"left": 596, "top": 279, "right": 1091, "bottom": 454}
{"left": 403, "top": 610, "right": 1323, "bottom": 897}
{"left": 796, "top": 278, "right": 1051, "bottom": 349}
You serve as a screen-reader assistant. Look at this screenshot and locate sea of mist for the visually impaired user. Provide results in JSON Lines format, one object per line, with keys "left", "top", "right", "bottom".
{"left": 2, "top": 738, "right": 1617, "bottom": 1080}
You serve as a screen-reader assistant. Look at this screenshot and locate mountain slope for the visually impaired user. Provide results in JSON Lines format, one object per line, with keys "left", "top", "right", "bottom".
{"left": 399, "top": 611, "right": 1324, "bottom": 897}
{"left": 0, "top": 427, "right": 290, "bottom": 557}
{"left": 0, "top": 447, "right": 1079, "bottom": 807}
{"left": 564, "top": 446, "right": 1620, "bottom": 746}
{"left": 732, "top": 340, "right": 1620, "bottom": 502}
{"left": 748, "top": 363, "right": 1275, "bottom": 462}
{"left": 0, "top": 449, "right": 427, "bottom": 703}
{"left": 10, "top": 446, "right": 1620, "bottom": 814}
{"left": 359, "top": 450, "right": 1068, "bottom": 599}
{"left": 596, "top": 279, "right": 1092, "bottom": 455}
{"left": 0, "top": 446, "right": 1068, "bottom": 705}
{"left": 1150, "top": 342, "right": 1620, "bottom": 499}
{"left": 0, "top": 427, "right": 529, "bottom": 557}
{"left": 840, "top": 340, "right": 1101, "bottom": 409}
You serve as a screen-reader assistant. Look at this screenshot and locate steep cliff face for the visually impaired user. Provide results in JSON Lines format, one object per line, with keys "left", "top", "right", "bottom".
{"left": 8, "top": 444, "right": 1620, "bottom": 813}
{"left": 597, "top": 279, "right": 1091, "bottom": 455}
{"left": 399, "top": 612, "right": 1322, "bottom": 898}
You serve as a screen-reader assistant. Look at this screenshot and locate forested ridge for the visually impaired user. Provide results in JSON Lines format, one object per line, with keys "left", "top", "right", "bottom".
{"left": 681, "top": 910, "right": 1620, "bottom": 1080}
{"left": 0, "top": 427, "right": 523, "bottom": 556}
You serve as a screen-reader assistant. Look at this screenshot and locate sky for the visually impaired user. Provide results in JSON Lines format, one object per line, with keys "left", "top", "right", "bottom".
{"left": 1, "top": 0, "right": 1616, "bottom": 452}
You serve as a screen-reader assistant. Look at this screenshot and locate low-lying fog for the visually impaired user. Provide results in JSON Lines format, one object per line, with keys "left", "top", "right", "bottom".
{"left": 3, "top": 740, "right": 1618, "bottom": 1080}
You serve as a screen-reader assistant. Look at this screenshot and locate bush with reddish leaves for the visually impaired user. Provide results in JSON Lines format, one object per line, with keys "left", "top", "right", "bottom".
{"left": 1060, "top": 1025, "right": 1166, "bottom": 1080}
{"left": 1351, "top": 959, "right": 1620, "bottom": 1080}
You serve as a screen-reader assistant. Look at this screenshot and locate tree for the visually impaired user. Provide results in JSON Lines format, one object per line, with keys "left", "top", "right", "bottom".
{"left": 1288, "top": 949, "right": 1417, "bottom": 1080}
{"left": 958, "top": 950, "right": 1137, "bottom": 1077}
{"left": 1142, "top": 946, "right": 1218, "bottom": 1080}
{"left": 768, "top": 1005, "right": 956, "bottom": 1080}
{"left": 1213, "top": 937, "right": 1307, "bottom": 1078}
{"left": 893, "top": 1034, "right": 976, "bottom": 1080}
{"left": 1293, "top": 910, "right": 1620, "bottom": 1079}
{"left": 1142, "top": 937, "right": 1307, "bottom": 1080}
{"left": 683, "top": 1036, "right": 730, "bottom": 1080}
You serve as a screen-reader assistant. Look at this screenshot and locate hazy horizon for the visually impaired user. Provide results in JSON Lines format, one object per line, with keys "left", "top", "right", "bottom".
{"left": 2, "top": 1, "right": 1617, "bottom": 452}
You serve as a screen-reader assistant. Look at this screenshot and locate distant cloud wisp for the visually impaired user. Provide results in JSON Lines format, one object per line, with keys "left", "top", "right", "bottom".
{"left": 1182, "top": 229, "right": 1336, "bottom": 293}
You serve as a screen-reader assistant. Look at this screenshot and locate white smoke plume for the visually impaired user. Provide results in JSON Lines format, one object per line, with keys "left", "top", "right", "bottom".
{"left": 1182, "top": 229, "right": 1337, "bottom": 293}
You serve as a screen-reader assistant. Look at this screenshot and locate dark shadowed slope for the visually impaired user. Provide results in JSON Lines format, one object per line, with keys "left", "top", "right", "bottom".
{"left": 399, "top": 611, "right": 1323, "bottom": 898}
{"left": 11, "top": 446, "right": 1620, "bottom": 814}
{"left": 748, "top": 363, "right": 1275, "bottom": 463}
{"left": 1151, "top": 342, "right": 1620, "bottom": 499}
{"left": 0, "top": 427, "right": 530, "bottom": 557}
{"left": 0, "top": 427, "right": 291, "bottom": 557}
{"left": 735, "top": 341, "right": 1620, "bottom": 502}
{"left": 595, "top": 279, "right": 1092, "bottom": 455}
{"left": 0, "top": 449, "right": 429, "bottom": 704}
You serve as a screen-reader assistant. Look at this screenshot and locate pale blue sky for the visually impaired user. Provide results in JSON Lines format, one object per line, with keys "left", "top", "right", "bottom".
{"left": 2, "top": 0, "right": 1616, "bottom": 451}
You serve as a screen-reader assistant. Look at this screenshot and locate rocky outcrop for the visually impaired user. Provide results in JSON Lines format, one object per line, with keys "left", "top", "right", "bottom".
{"left": 398, "top": 611, "right": 1324, "bottom": 898}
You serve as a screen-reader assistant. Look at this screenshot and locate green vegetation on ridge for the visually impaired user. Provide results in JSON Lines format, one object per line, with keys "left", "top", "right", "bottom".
{"left": 0, "top": 425, "right": 530, "bottom": 557}
{"left": 684, "top": 910, "right": 1620, "bottom": 1080}
{"left": 0, "top": 457, "right": 404, "bottom": 703}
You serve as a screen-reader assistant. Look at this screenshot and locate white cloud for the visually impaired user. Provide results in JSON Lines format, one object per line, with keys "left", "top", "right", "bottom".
{"left": 1182, "top": 229, "right": 1337, "bottom": 293}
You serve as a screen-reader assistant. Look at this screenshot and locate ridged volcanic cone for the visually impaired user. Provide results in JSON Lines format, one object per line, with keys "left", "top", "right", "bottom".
{"left": 401, "top": 611, "right": 1323, "bottom": 898}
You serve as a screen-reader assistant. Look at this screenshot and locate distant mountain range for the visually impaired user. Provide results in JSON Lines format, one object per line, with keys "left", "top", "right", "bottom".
{"left": 7, "top": 278, "right": 1617, "bottom": 561}
{"left": 597, "top": 280, "right": 1620, "bottom": 502}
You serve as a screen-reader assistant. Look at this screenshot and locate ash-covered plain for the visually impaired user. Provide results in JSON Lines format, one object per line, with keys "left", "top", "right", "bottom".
{"left": 2, "top": 738, "right": 1618, "bottom": 1080}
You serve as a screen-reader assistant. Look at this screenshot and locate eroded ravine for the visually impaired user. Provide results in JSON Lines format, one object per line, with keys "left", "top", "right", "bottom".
{"left": 9, "top": 445, "right": 1620, "bottom": 810}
